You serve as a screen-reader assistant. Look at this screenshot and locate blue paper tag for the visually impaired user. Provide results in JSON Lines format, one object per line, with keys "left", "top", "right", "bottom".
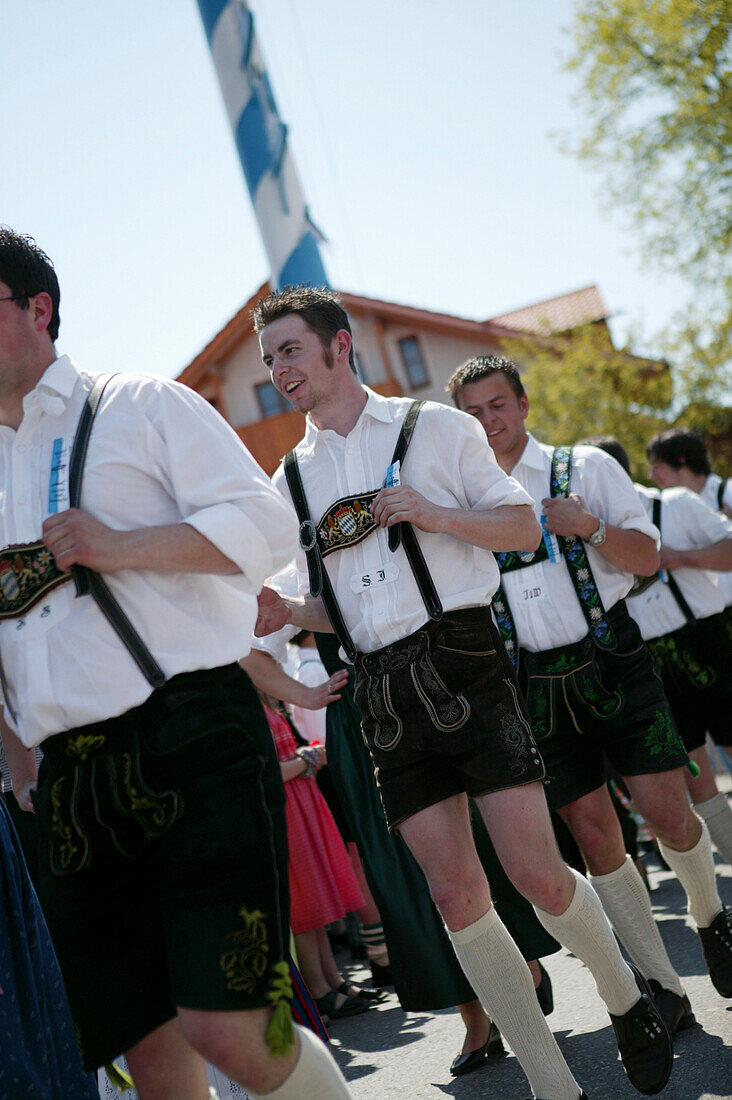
{"left": 48, "top": 437, "right": 67, "bottom": 514}
{"left": 385, "top": 460, "right": 401, "bottom": 487}
{"left": 540, "top": 514, "right": 560, "bottom": 562}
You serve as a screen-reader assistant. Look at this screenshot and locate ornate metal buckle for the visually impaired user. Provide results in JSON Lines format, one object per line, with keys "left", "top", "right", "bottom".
{"left": 299, "top": 520, "right": 317, "bottom": 552}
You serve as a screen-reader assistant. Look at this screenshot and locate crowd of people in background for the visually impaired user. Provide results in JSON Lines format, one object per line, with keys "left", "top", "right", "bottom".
{"left": 0, "top": 228, "right": 730, "bottom": 1100}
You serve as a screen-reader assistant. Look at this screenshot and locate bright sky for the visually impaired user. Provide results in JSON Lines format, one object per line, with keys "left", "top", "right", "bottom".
{"left": 2, "top": 0, "right": 691, "bottom": 380}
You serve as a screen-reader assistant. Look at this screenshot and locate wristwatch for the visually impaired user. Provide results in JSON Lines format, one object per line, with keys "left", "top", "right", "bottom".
{"left": 586, "top": 517, "right": 607, "bottom": 547}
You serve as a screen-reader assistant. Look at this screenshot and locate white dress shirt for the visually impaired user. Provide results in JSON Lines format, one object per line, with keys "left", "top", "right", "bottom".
{"left": 272, "top": 388, "right": 534, "bottom": 654}
{"left": 501, "top": 436, "right": 659, "bottom": 653}
{"left": 291, "top": 651, "right": 328, "bottom": 743}
{"left": 0, "top": 356, "right": 298, "bottom": 747}
{"left": 700, "top": 473, "right": 732, "bottom": 606}
{"left": 628, "top": 485, "right": 732, "bottom": 639}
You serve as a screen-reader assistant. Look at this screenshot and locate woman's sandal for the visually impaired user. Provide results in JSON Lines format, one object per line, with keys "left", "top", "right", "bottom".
{"left": 314, "top": 988, "right": 374, "bottom": 1020}
{"left": 337, "top": 980, "right": 388, "bottom": 1004}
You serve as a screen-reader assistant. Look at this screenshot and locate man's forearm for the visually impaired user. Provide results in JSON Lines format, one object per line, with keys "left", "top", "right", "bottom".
{"left": 662, "top": 539, "right": 732, "bottom": 573}
{"left": 436, "top": 504, "right": 541, "bottom": 553}
{"left": 0, "top": 711, "right": 37, "bottom": 805}
{"left": 279, "top": 593, "right": 333, "bottom": 634}
{"left": 594, "top": 527, "right": 660, "bottom": 576}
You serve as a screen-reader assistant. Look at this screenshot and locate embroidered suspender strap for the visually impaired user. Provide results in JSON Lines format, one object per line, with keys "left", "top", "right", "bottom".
{"left": 491, "top": 583, "right": 520, "bottom": 670}
{"left": 69, "top": 374, "right": 167, "bottom": 688}
{"left": 652, "top": 497, "right": 696, "bottom": 624}
{"left": 386, "top": 401, "right": 442, "bottom": 621}
{"left": 550, "top": 446, "right": 617, "bottom": 651}
{"left": 283, "top": 450, "right": 358, "bottom": 664}
{"left": 495, "top": 540, "right": 551, "bottom": 574}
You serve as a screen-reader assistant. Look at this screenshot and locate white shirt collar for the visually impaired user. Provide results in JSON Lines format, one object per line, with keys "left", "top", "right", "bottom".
{"left": 303, "top": 386, "right": 395, "bottom": 448}
{"left": 512, "top": 432, "right": 546, "bottom": 473}
{"left": 25, "top": 355, "right": 80, "bottom": 417}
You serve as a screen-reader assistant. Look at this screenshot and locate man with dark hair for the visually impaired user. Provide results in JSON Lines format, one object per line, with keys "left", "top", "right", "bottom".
{"left": 254, "top": 287, "right": 676, "bottom": 1100}
{"left": 587, "top": 439, "right": 732, "bottom": 871}
{"left": 0, "top": 228, "right": 354, "bottom": 1100}
{"left": 449, "top": 356, "right": 732, "bottom": 1037}
{"left": 252, "top": 285, "right": 358, "bottom": 373}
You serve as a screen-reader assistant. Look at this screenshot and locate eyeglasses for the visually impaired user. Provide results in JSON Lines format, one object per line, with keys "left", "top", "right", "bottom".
{"left": 0, "top": 295, "right": 26, "bottom": 303}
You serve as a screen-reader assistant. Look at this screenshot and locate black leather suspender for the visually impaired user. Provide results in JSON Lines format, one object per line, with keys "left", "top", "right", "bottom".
{"left": 652, "top": 496, "right": 696, "bottom": 624}
{"left": 283, "top": 400, "right": 443, "bottom": 662}
{"left": 69, "top": 375, "right": 167, "bottom": 688}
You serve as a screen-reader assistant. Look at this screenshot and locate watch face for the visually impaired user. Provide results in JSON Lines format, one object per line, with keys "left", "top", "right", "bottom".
{"left": 589, "top": 520, "right": 606, "bottom": 545}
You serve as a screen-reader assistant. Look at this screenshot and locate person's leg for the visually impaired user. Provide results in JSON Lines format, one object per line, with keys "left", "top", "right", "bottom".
{"left": 347, "top": 842, "right": 391, "bottom": 975}
{"left": 478, "top": 781, "right": 673, "bottom": 1094}
{"left": 179, "top": 1006, "right": 353, "bottom": 1098}
{"left": 400, "top": 793, "right": 583, "bottom": 1100}
{"left": 560, "top": 785, "right": 687, "bottom": 1005}
{"left": 125, "top": 1017, "right": 210, "bottom": 1100}
{"left": 627, "top": 767, "right": 732, "bottom": 998}
{"left": 687, "top": 746, "right": 732, "bottom": 867}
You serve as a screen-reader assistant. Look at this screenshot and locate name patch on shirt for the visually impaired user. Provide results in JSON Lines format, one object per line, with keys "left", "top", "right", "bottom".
{"left": 350, "top": 562, "right": 399, "bottom": 593}
{"left": 48, "top": 437, "right": 70, "bottom": 514}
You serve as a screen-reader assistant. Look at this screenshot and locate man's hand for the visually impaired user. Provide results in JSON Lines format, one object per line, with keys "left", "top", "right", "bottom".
{"left": 303, "top": 669, "right": 349, "bottom": 710}
{"left": 255, "top": 586, "right": 292, "bottom": 636}
{"left": 541, "top": 494, "right": 598, "bottom": 540}
{"left": 371, "top": 485, "right": 443, "bottom": 532}
{"left": 13, "top": 780, "right": 36, "bottom": 813}
{"left": 42, "top": 509, "right": 128, "bottom": 573}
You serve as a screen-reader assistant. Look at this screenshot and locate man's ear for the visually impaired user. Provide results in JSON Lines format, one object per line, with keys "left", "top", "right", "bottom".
{"left": 31, "top": 291, "right": 54, "bottom": 336}
{"left": 520, "top": 393, "right": 530, "bottom": 421}
{"left": 334, "top": 328, "right": 352, "bottom": 364}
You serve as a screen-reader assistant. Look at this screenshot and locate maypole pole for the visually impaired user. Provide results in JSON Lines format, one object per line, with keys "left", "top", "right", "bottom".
{"left": 195, "top": 0, "right": 330, "bottom": 289}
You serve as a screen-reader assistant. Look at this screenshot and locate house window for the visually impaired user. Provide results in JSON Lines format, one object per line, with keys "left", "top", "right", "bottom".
{"left": 397, "top": 336, "right": 429, "bottom": 388}
{"left": 255, "top": 381, "right": 290, "bottom": 418}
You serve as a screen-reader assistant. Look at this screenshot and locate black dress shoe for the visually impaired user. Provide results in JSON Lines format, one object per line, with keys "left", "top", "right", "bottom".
{"left": 698, "top": 907, "right": 732, "bottom": 997}
{"left": 647, "top": 979, "right": 696, "bottom": 1036}
{"left": 535, "top": 960, "right": 554, "bottom": 1016}
{"left": 609, "top": 969, "right": 673, "bottom": 1095}
{"left": 450, "top": 1022, "right": 504, "bottom": 1076}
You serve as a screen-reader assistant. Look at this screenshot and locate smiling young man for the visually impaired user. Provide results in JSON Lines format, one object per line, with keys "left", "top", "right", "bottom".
{"left": 252, "top": 286, "right": 678, "bottom": 1100}
{"left": 449, "top": 355, "right": 732, "bottom": 1033}
{"left": 0, "top": 229, "right": 355, "bottom": 1100}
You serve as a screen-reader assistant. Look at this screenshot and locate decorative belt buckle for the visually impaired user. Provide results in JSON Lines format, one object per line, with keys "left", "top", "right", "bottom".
{"left": 299, "top": 520, "right": 317, "bottom": 552}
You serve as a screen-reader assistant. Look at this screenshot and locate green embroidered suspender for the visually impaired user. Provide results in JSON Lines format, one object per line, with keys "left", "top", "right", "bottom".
{"left": 493, "top": 445, "right": 618, "bottom": 668}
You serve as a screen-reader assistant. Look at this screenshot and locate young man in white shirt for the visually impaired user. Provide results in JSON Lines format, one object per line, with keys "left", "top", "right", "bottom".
{"left": 254, "top": 286, "right": 675, "bottom": 1100}
{"left": 449, "top": 356, "right": 732, "bottom": 1039}
{"left": 586, "top": 437, "right": 732, "bottom": 870}
{"left": 0, "top": 228, "right": 354, "bottom": 1100}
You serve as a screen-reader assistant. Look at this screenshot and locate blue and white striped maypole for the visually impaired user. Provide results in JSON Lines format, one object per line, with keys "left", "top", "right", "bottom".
{"left": 196, "top": 0, "right": 329, "bottom": 289}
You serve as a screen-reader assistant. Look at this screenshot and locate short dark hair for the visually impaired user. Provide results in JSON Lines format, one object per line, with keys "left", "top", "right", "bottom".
{"left": 252, "top": 285, "right": 356, "bottom": 372}
{"left": 578, "top": 436, "right": 632, "bottom": 478}
{"left": 0, "top": 227, "right": 60, "bottom": 341}
{"left": 646, "top": 428, "right": 712, "bottom": 476}
{"left": 446, "top": 355, "right": 525, "bottom": 404}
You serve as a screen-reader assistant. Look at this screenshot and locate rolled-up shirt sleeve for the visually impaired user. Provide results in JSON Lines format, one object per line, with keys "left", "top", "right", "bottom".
{"left": 450, "top": 411, "right": 536, "bottom": 512}
{"left": 139, "top": 377, "right": 299, "bottom": 589}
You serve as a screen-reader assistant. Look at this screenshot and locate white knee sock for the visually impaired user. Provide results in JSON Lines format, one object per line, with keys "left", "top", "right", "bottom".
{"left": 658, "top": 820, "right": 722, "bottom": 929}
{"left": 448, "top": 907, "right": 581, "bottom": 1100}
{"left": 694, "top": 792, "right": 732, "bottom": 869}
{"left": 534, "top": 869, "right": 638, "bottom": 1015}
{"left": 589, "top": 856, "right": 685, "bottom": 996}
{"left": 246, "top": 1025, "right": 354, "bottom": 1099}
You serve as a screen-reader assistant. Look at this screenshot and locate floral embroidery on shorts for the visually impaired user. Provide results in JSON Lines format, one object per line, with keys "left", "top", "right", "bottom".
{"left": 220, "top": 907, "right": 270, "bottom": 993}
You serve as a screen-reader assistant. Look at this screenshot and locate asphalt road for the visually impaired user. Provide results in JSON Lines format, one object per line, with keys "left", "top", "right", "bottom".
{"left": 328, "top": 847, "right": 732, "bottom": 1100}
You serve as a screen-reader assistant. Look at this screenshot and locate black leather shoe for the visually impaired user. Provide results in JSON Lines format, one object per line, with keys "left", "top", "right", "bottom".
{"left": 450, "top": 1022, "right": 504, "bottom": 1076}
{"left": 609, "top": 969, "right": 673, "bottom": 1095}
{"left": 698, "top": 908, "right": 732, "bottom": 997}
{"left": 647, "top": 979, "right": 696, "bottom": 1036}
{"left": 535, "top": 960, "right": 554, "bottom": 1016}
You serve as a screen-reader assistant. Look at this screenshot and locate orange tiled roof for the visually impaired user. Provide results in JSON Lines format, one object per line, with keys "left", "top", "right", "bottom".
{"left": 489, "top": 285, "right": 608, "bottom": 335}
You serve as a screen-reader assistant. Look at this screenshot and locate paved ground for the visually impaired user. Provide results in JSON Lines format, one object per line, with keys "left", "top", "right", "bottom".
{"left": 329, "top": 845, "right": 732, "bottom": 1100}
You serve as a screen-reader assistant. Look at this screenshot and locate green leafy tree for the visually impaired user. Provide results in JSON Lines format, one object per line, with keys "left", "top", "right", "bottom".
{"left": 564, "top": 0, "right": 732, "bottom": 411}
{"left": 504, "top": 323, "right": 672, "bottom": 480}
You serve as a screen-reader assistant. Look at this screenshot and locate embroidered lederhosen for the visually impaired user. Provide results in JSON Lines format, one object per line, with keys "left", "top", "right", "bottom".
{"left": 284, "top": 402, "right": 478, "bottom": 752}
{"left": 493, "top": 446, "right": 624, "bottom": 740}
